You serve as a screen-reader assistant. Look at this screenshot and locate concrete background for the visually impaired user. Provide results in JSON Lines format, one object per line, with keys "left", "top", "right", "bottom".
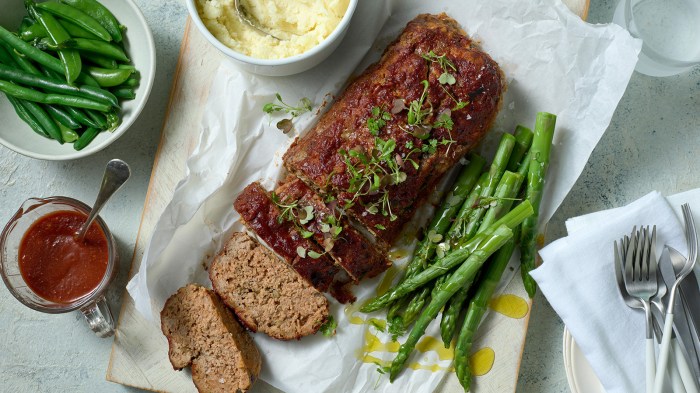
{"left": 0, "top": 0, "right": 697, "bottom": 392}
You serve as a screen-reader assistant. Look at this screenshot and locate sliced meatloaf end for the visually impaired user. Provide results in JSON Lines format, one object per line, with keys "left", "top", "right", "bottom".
{"left": 234, "top": 182, "right": 356, "bottom": 303}
{"left": 160, "top": 284, "right": 261, "bottom": 393}
{"left": 283, "top": 13, "right": 504, "bottom": 245}
{"left": 274, "top": 175, "right": 391, "bottom": 282}
{"left": 210, "top": 232, "right": 330, "bottom": 340}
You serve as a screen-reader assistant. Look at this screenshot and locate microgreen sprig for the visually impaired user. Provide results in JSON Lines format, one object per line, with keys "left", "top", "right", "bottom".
{"left": 262, "top": 93, "right": 313, "bottom": 133}
{"left": 407, "top": 80, "right": 432, "bottom": 127}
{"left": 421, "top": 51, "right": 457, "bottom": 85}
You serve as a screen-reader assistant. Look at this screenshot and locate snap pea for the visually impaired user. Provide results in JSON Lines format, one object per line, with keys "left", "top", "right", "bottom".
{"left": 82, "top": 52, "right": 116, "bottom": 69}
{"left": 0, "top": 80, "right": 110, "bottom": 111}
{"left": 85, "top": 66, "right": 132, "bottom": 87}
{"left": 0, "top": 26, "right": 63, "bottom": 75}
{"left": 73, "top": 126, "right": 99, "bottom": 150}
{"left": 58, "top": 121, "right": 79, "bottom": 142}
{"left": 7, "top": 95, "right": 49, "bottom": 138}
{"left": 111, "top": 87, "right": 134, "bottom": 100}
{"left": 63, "top": 105, "right": 100, "bottom": 128}
{"left": 44, "top": 104, "right": 80, "bottom": 129}
{"left": 36, "top": 1, "right": 111, "bottom": 42}
{"left": 36, "top": 37, "right": 128, "bottom": 62}
{"left": 18, "top": 98, "right": 63, "bottom": 142}
{"left": 0, "top": 63, "right": 118, "bottom": 107}
{"left": 86, "top": 108, "right": 107, "bottom": 127}
{"left": 26, "top": 1, "right": 82, "bottom": 84}
{"left": 118, "top": 75, "right": 139, "bottom": 88}
{"left": 20, "top": 19, "right": 101, "bottom": 41}
{"left": 61, "top": 0, "right": 123, "bottom": 42}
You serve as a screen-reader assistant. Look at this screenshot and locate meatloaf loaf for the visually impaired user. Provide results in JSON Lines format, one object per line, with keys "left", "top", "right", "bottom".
{"left": 210, "top": 232, "right": 330, "bottom": 340}
{"left": 160, "top": 284, "right": 261, "bottom": 393}
{"left": 283, "top": 13, "right": 504, "bottom": 244}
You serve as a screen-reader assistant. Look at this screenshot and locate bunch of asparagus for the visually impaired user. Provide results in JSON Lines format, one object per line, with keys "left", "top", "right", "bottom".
{"left": 360, "top": 112, "right": 557, "bottom": 390}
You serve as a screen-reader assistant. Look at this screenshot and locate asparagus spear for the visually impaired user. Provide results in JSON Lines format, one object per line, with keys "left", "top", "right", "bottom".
{"left": 439, "top": 171, "right": 522, "bottom": 346}
{"left": 389, "top": 225, "right": 515, "bottom": 381}
{"left": 386, "top": 155, "right": 486, "bottom": 327}
{"left": 400, "top": 173, "right": 488, "bottom": 328}
{"left": 454, "top": 227, "right": 520, "bottom": 389}
{"left": 520, "top": 112, "right": 556, "bottom": 297}
{"left": 360, "top": 201, "right": 533, "bottom": 313}
{"left": 506, "top": 125, "right": 533, "bottom": 172}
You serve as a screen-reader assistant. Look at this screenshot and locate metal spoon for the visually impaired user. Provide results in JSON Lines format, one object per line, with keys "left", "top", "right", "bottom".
{"left": 234, "top": 0, "right": 282, "bottom": 40}
{"left": 75, "top": 159, "right": 131, "bottom": 242}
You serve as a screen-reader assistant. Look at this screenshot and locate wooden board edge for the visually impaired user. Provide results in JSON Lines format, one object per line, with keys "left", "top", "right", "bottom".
{"left": 106, "top": 16, "right": 194, "bottom": 384}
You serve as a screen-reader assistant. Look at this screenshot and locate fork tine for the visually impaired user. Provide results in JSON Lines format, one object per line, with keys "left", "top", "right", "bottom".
{"left": 625, "top": 228, "right": 637, "bottom": 284}
{"left": 649, "top": 226, "right": 658, "bottom": 279}
{"left": 642, "top": 226, "right": 650, "bottom": 280}
{"left": 636, "top": 227, "right": 646, "bottom": 281}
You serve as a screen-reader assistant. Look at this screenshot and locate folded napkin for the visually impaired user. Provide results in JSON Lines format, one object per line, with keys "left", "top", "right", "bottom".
{"left": 531, "top": 191, "right": 689, "bottom": 393}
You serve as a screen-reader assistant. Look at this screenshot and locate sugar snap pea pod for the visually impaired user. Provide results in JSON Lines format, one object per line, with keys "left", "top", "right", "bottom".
{"left": 360, "top": 201, "right": 533, "bottom": 313}
{"left": 58, "top": 121, "right": 79, "bottom": 142}
{"left": 117, "top": 75, "right": 139, "bottom": 88}
{"left": 7, "top": 95, "right": 50, "bottom": 138}
{"left": 388, "top": 225, "right": 514, "bottom": 381}
{"left": 85, "top": 66, "right": 132, "bottom": 87}
{"left": 44, "top": 104, "right": 80, "bottom": 129}
{"left": 26, "top": 1, "right": 81, "bottom": 84}
{"left": 111, "top": 87, "right": 134, "bottom": 100}
{"left": 440, "top": 171, "right": 522, "bottom": 346}
{"left": 0, "top": 80, "right": 110, "bottom": 112}
{"left": 86, "top": 108, "right": 107, "bottom": 127}
{"left": 36, "top": 1, "right": 111, "bottom": 42}
{"left": 506, "top": 125, "right": 533, "bottom": 172}
{"left": 18, "top": 99, "right": 63, "bottom": 142}
{"left": 82, "top": 52, "right": 116, "bottom": 69}
{"left": 118, "top": 63, "right": 135, "bottom": 70}
{"left": 19, "top": 22, "right": 47, "bottom": 41}
{"left": 21, "top": 19, "right": 100, "bottom": 41}
{"left": 521, "top": 112, "right": 556, "bottom": 297}
{"left": 0, "top": 25, "right": 64, "bottom": 75}
{"left": 61, "top": 0, "right": 123, "bottom": 42}
{"left": 39, "top": 38, "right": 128, "bottom": 61}
{"left": 454, "top": 228, "right": 519, "bottom": 390}
{"left": 0, "top": 63, "right": 118, "bottom": 107}
{"left": 63, "top": 105, "right": 99, "bottom": 128}
{"left": 73, "top": 126, "right": 100, "bottom": 150}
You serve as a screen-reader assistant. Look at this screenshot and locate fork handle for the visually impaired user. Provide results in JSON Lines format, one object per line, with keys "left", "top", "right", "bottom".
{"left": 674, "top": 338, "right": 700, "bottom": 393}
{"left": 647, "top": 337, "right": 657, "bottom": 393}
{"left": 655, "top": 313, "right": 676, "bottom": 393}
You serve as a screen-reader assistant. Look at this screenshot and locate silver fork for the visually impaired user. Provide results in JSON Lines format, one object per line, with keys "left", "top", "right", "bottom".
{"left": 624, "top": 226, "right": 659, "bottom": 393}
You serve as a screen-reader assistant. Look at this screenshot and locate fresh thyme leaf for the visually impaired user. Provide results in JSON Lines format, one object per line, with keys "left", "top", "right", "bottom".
{"left": 308, "top": 250, "right": 324, "bottom": 259}
{"left": 387, "top": 316, "right": 405, "bottom": 341}
{"left": 375, "top": 224, "right": 386, "bottom": 230}
{"left": 438, "top": 72, "right": 456, "bottom": 85}
{"left": 319, "top": 315, "right": 337, "bottom": 337}
{"left": 300, "top": 229, "right": 314, "bottom": 238}
{"left": 296, "top": 246, "right": 307, "bottom": 258}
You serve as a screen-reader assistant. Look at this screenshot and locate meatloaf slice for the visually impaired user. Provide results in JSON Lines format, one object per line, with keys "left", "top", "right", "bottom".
{"left": 234, "top": 182, "right": 355, "bottom": 303}
{"left": 160, "top": 284, "right": 261, "bottom": 393}
{"left": 283, "top": 13, "right": 504, "bottom": 244}
{"left": 274, "top": 175, "right": 391, "bottom": 282}
{"left": 210, "top": 232, "right": 329, "bottom": 340}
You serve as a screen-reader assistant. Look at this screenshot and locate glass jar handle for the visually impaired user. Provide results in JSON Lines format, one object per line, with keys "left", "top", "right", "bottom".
{"left": 80, "top": 295, "right": 115, "bottom": 338}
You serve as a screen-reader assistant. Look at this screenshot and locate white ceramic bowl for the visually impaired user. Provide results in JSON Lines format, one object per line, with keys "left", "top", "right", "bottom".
{"left": 0, "top": 0, "right": 155, "bottom": 160}
{"left": 186, "top": 0, "right": 358, "bottom": 76}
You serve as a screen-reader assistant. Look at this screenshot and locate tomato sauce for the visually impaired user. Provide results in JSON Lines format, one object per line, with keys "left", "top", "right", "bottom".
{"left": 18, "top": 211, "right": 109, "bottom": 304}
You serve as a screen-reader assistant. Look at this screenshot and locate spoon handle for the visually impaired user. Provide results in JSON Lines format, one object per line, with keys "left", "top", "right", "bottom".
{"left": 75, "top": 159, "right": 131, "bottom": 241}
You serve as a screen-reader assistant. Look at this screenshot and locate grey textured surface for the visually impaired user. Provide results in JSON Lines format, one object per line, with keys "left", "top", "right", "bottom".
{"left": 0, "top": 0, "right": 698, "bottom": 392}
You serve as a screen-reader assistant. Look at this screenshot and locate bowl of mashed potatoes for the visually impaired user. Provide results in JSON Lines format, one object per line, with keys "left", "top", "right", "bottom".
{"left": 187, "top": 0, "right": 358, "bottom": 76}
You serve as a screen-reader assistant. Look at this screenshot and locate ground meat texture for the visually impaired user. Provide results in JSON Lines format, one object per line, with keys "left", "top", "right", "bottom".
{"left": 274, "top": 175, "right": 391, "bottom": 282}
{"left": 160, "top": 284, "right": 261, "bottom": 393}
{"left": 210, "top": 232, "right": 330, "bottom": 340}
{"left": 234, "top": 182, "right": 355, "bottom": 303}
{"left": 283, "top": 13, "right": 504, "bottom": 244}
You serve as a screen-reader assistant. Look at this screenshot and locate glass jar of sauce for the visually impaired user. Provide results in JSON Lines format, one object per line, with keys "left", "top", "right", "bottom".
{"left": 0, "top": 197, "right": 118, "bottom": 338}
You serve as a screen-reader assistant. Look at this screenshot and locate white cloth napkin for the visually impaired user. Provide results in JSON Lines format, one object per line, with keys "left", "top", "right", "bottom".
{"left": 530, "top": 191, "right": 690, "bottom": 393}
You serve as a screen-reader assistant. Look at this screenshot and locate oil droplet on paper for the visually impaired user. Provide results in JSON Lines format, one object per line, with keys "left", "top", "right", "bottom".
{"left": 388, "top": 248, "right": 409, "bottom": 260}
{"left": 415, "top": 336, "right": 454, "bottom": 361}
{"left": 489, "top": 294, "right": 529, "bottom": 319}
{"left": 375, "top": 266, "right": 401, "bottom": 296}
{"left": 344, "top": 304, "right": 364, "bottom": 325}
{"left": 470, "top": 347, "right": 495, "bottom": 376}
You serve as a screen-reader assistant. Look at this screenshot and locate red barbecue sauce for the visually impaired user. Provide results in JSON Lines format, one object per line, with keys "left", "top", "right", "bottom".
{"left": 18, "top": 211, "right": 108, "bottom": 304}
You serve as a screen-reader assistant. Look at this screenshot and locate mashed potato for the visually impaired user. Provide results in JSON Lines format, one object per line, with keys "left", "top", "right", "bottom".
{"left": 196, "top": 0, "right": 350, "bottom": 59}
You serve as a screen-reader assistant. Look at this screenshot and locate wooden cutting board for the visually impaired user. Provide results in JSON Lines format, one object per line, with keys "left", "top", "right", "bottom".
{"left": 106, "top": 1, "right": 589, "bottom": 391}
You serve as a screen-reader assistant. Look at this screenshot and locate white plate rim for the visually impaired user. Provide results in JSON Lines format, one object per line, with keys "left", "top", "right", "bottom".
{"left": 563, "top": 326, "right": 607, "bottom": 393}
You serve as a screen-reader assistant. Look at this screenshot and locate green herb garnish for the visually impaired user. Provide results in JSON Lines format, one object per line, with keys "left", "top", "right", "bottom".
{"left": 320, "top": 315, "right": 337, "bottom": 337}
{"left": 421, "top": 51, "right": 457, "bottom": 85}
{"left": 263, "top": 93, "right": 313, "bottom": 133}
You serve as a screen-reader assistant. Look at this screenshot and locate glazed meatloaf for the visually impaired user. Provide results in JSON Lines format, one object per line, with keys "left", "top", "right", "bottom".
{"left": 160, "top": 284, "right": 261, "bottom": 393}
{"left": 283, "top": 13, "right": 504, "bottom": 244}
{"left": 274, "top": 175, "right": 391, "bottom": 282}
{"left": 210, "top": 232, "right": 330, "bottom": 340}
{"left": 234, "top": 182, "right": 355, "bottom": 303}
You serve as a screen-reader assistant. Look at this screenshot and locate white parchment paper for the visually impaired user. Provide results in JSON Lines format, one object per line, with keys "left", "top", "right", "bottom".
{"left": 127, "top": 0, "right": 641, "bottom": 391}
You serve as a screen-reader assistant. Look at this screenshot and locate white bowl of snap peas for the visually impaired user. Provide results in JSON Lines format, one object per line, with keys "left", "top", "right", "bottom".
{"left": 0, "top": 0, "right": 155, "bottom": 160}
